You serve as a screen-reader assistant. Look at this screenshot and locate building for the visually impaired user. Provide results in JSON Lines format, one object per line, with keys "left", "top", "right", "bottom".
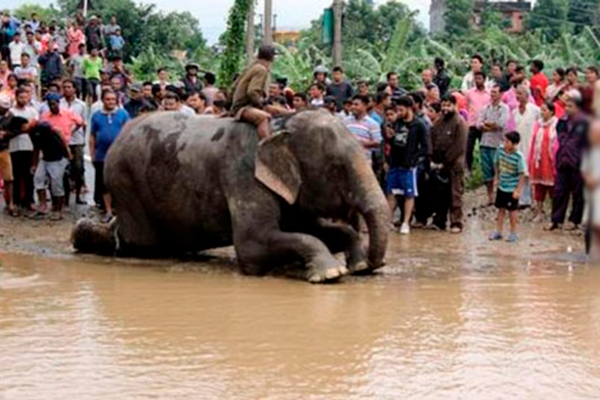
{"left": 429, "top": 0, "right": 531, "bottom": 35}
{"left": 473, "top": 0, "right": 531, "bottom": 32}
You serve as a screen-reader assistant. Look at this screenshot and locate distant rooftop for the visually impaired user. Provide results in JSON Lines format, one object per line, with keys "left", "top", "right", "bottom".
{"left": 474, "top": 0, "right": 532, "bottom": 12}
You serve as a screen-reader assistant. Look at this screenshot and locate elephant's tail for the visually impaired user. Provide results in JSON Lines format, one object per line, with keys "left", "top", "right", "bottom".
{"left": 71, "top": 217, "right": 118, "bottom": 256}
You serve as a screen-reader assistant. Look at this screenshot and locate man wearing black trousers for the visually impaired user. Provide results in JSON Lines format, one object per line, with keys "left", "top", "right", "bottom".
{"left": 549, "top": 93, "right": 589, "bottom": 231}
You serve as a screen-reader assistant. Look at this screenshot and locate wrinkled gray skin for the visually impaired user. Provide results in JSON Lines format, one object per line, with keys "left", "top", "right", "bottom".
{"left": 72, "top": 110, "right": 390, "bottom": 283}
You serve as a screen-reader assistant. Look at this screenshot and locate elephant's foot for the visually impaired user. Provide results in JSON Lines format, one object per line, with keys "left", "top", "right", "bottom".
{"left": 346, "top": 245, "right": 371, "bottom": 275}
{"left": 305, "top": 259, "right": 349, "bottom": 283}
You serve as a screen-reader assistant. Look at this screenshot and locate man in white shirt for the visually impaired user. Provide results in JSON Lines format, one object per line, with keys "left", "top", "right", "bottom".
{"left": 9, "top": 87, "right": 38, "bottom": 211}
{"left": 513, "top": 84, "right": 539, "bottom": 207}
{"left": 8, "top": 32, "right": 25, "bottom": 69}
{"left": 14, "top": 53, "right": 38, "bottom": 82}
{"left": 62, "top": 79, "right": 88, "bottom": 205}
{"left": 461, "top": 54, "right": 492, "bottom": 92}
{"left": 23, "top": 31, "right": 41, "bottom": 67}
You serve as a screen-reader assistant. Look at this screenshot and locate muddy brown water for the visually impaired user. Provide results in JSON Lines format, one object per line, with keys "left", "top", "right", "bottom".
{"left": 1, "top": 224, "right": 600, "bottom": 399}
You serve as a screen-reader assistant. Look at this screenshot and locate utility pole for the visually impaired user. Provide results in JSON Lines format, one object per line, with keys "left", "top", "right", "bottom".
{"left": 332, "top": 0, "right": 343, "bottom": 67}
{"left": 246, "top": 0, "right": 255, "bottom": 65}
{"left": 264, "top": 0, "right": 273, "bottom": 46}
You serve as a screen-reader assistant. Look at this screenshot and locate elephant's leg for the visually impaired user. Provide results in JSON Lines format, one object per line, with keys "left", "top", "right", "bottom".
{"left": 303, "top": 219, "right": 369, "bottom": 274}
{"left": 111, "top": 185, "right": 159, "bottom": 256}
{"left": 230, "top": 202, "right": 348, "bottom": 282}
{"left": 235, "top": 229, "right": 349, "bottom": 283}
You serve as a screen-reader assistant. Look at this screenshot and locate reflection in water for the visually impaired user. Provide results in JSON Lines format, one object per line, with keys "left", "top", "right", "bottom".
{"left": 1, "top": 241, "right": 600, "bottom": 399}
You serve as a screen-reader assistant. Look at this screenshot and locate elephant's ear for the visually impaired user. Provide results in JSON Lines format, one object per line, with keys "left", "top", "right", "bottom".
{"left": 255, "top": 131, "right": 301, "bottom": 205}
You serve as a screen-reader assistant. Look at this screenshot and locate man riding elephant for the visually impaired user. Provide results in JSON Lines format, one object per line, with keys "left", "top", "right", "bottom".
{"left": 230, "top": 45, "right": 276, "bottom": 140}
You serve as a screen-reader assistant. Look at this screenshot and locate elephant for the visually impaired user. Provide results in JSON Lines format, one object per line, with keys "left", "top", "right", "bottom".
{"left": 72, "top": 109, "right": 390, "bottom": 283}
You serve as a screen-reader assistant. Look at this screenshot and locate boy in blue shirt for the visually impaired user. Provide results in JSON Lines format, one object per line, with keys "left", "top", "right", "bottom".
{"left": 489, "top": 131, "right": 526, "bottom": 242}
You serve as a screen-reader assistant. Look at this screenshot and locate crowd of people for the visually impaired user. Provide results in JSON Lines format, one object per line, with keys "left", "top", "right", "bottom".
{"left": 0, "top": 11, "right": 599, "bottom": 246}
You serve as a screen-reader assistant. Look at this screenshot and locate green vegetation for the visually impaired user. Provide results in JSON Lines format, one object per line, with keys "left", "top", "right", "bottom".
{"left": 6, "top": 0, "right": 600, "bottom": 93}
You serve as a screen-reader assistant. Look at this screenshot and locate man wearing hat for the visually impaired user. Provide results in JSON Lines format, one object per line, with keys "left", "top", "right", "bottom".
{"left": 124, "top": 82, "right": 154, "bottom": 118}
{"left": 182, "top": 62, "right": 203, "bottom": 94}
{"left": 230, "top": 45, "right": 276, "bottom": 140}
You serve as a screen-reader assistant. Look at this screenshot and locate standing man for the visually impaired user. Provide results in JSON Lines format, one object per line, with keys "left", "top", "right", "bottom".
{"left": 82, "top": 48, "right": 103, "bottom": 103}
{"left": 182, "top": 63, "right": 203, "bottom": 94}
{"left": 62, "top": 80, "right": 88, "bottom": 204}
{"left": 230, "top": 46, "right": 276, "bottom": 140}
{"left": 433, "top": 57, "right": 450, "bottom": 97}
{"left": 465, "top": 72, "right": 490, "bottom": 172}
{"left": 14, "top": 53, "right": 38, "bottom": 82}
{"left": 386, "top": 71, "right": 406, "bottom": 99}
{"left": 513, "top": 85, "right": 539, "bottom": 207}
{"left": 529, "top": 60, "right": 548, "bottom": 107}
{"left": 202, "top": 72, "right": 218, "bottom": 106}
{"left": 490, "top": 64, "right": 510, "bottom": 92}
{"left": 386, "top": 96, "right": 430, "bottom": 235}
{"left": 0, "top": 95, "right": 17, "bottom": 215}
{"left": 69, "top": 43, "right": 87, "bottom": 100}
{"left": 36, "top": 93, "right": 84, "bottom": 218}
{"left": 9, "top": 87, "right": 37, "bottom": 212}
{"left": 583, "top": 66, "right": 600, "bottom": 116}
{"left": 85, "top": 17, "right": 103, "bottom": 53}
{"left": 549, "top": 93, "right": 589, "bottom": 231}
{"left": 23, "top": 31, "right": 41, "bottom": 68}
{"left": 90, "top": 89, "right": 131, "bottom": 221}
{"left": 8, "top": 32, "right": 25, "bottom": 69}
{"left": 478, "top": 85, "right": 509, "bottom": 205}
{"left": 343, "top": 94, "right": 382, "bottom": 165}
{"left": 430, "top": 94, "right": 468, "bottom": 232}
{"left": 38, "top": 44, "right": 63, "bottom": 88}
{"left": 124, "top": 83, "right": 150, "bottom": 118}
{"left": 462, "top": 54, "right": 487, "bottom": 92}
{"left": 369, "top": 92, "right": 391, "bottom": 126}
{"left": 326, "top": 66, "right": 354, "bottom": 111}
{"left": 185, "top": 91, "right": 207, "bottom": 115}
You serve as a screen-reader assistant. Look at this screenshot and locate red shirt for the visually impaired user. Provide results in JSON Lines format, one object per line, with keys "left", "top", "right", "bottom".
{"left": 553, "top": 100, "right": 565, "bottom": 119}
{"left": 530, "top": 72, "right": 549, "bottom": 106}
{"left": 40, "top": 109, "right": 83, "bottom": 144}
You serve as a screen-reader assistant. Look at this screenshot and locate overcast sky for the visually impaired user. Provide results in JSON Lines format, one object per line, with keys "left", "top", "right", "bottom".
{"left": 5, "top": 0, "right": 430, "bottom": 43}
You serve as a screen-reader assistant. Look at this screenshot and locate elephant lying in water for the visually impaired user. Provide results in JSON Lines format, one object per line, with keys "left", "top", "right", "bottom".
{"left": 72, "top": 110, "right": 390, "bottom": 283}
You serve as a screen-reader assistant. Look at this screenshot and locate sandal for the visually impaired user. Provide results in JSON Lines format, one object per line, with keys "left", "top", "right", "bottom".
{"left": 49, "top": 213, "right": 63, "bottom": 221}
{"left": 29, "top": 210, "right": 48, "bottom": 220}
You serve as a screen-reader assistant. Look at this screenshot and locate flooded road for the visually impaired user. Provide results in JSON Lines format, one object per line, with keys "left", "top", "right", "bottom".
{"left": 1, "top": 227, "right": 600, "bottom": 399}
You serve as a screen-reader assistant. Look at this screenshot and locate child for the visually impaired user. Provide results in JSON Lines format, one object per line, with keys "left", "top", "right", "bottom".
{"left": 108, "top": 28, "right": 125, "bottom": 59}
{"left": 581, "top": 120, "right": 600, "bottom": 257}
{"left": 489, "top": 131, "right": 526, "bottom": 242}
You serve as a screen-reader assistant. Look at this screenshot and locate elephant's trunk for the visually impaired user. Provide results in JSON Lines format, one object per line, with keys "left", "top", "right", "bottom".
{"left": 71, "top": 218, "right": 118, "bottom": 255}
{"left": 349, "top": 153, "right": 390, "bottom": 270}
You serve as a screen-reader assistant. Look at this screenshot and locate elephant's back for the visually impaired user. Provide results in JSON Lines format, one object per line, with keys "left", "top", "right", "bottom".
{"left": 103, "top": 112, "right": 252, "bottom": 251}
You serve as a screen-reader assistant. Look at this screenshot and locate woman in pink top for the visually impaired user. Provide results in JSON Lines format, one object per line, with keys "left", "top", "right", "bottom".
{"left": 67, "top": 23, "right": 85, "bottom": 57}
{"left": 528, "top": 101, "right": 558, "bottom": 220}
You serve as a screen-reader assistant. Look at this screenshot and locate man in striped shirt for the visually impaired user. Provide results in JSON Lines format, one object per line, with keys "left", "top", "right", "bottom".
{"left": 343, "top": 94, "right": 382, "bottom": 165}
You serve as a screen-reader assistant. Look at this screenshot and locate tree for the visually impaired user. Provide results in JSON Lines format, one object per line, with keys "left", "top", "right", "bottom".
{"left": 444, "top": 0, "right": 474, "bottom": 37}
{"left": 218, "top": 0, "right": 253, "bottom": 88}
{"left": 12, "top": 4, "right": 61, "bottom": 22}
{"left": 568, "top": 0, "right": 599, "bottom": 34}
{"left": 527, "top": 0, "right": 569, "bottom": 41}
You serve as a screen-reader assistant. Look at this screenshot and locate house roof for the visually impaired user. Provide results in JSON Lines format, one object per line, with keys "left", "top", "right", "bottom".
{"left": 474, "top": 1, "right": 532, "bottom": 12}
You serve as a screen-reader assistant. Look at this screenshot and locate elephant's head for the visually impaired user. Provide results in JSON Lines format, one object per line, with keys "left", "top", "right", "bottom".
{"left": 255, "top": 109, "right": 390, "bottom": 269}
